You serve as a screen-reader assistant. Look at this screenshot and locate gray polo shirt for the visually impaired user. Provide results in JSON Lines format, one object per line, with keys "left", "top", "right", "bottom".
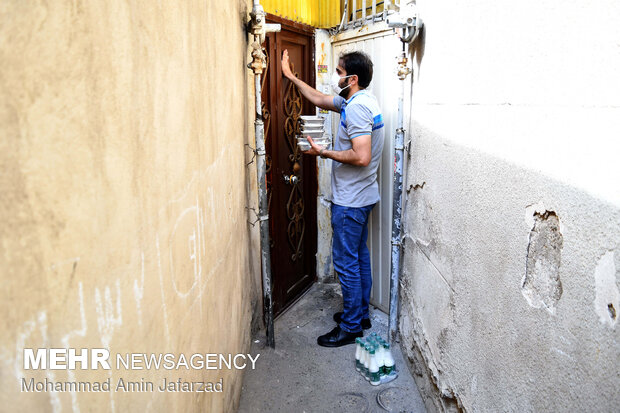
{"left": 332, "top": 90, "right": 385, "bottom": 207}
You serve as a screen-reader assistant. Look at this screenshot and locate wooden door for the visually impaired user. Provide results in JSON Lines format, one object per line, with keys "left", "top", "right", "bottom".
{"left": 262, "top": 17, "right": 317, "bottom": 317}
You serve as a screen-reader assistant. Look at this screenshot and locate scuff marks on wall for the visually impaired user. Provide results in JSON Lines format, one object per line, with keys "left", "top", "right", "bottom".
{"left": 94, "top": 279, "right": 123, "bottom": 349}
{"left": 316, "top": 191, "right": 334, "bottom": 281}
{"left": 61, "top": 282, "right": 88, "bottom": 413}
{"left": 593, "top": 251, "right": 619, "bottom": 328}
{"left": 522, "top": 206, "right": 563, "bottom": 314}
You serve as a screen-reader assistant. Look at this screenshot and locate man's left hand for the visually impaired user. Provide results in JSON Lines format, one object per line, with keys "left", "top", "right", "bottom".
{"left": 304, "top": 136, "right": 322, "bottom": 156}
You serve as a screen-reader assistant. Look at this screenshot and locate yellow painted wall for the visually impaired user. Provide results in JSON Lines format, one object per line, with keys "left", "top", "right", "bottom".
{"left": 264, "top": 0, "right": 341, "bottom": 27}
{"left": 0, "top": 0, "right": 260, "bottom": 411}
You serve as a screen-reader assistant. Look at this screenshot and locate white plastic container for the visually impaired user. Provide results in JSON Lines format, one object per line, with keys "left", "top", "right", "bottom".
{"left": 300, "top": 130, "right": 325, "bottom": 139}
{"left": 383, "top": 343, "right": 395, "bottom": 376}
{"left": 363, "top": 344, "right": 370, "bottom": 381}
{"left": 376, "top": 341, "right": 386, "bottom": 377}
{"left": 300, "top": 127, "right": 324, "bottom": 135}
{"left": 369, "top": 348, "right": 381, "bottom": 386}
{"left": 296, "top": 136, "right": 330, "bottom": 152}
{"left": 297, "top": 142, "right": 329, "bottom": 152}
{"left": 299, "top": 115, "right": 323, "bottom": 123}
{"left": 297, "top": 137, "right": 330, "bottom": 145}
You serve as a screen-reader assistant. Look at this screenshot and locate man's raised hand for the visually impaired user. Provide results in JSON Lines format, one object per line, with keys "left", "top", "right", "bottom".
{"left": 281, "top": 49, "right": 293, "bottom": 79}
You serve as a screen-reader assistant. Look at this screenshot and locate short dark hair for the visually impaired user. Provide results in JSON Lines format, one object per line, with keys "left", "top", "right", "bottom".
{"left": 340, "top": 51, "right": 373, "bottom": 88}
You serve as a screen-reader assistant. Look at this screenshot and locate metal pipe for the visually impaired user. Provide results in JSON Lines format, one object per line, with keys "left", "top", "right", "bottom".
{"left": 334, "top": 0, "right": 349, "bottom": 34}
{"left": 254, "top": 76, "right": 275, "bottom": 348}
{"left": 388, "top": 44, "right": 411, "bottom": 344}
{"left": 249, "top": 1, "right": 280, "bottom": 348}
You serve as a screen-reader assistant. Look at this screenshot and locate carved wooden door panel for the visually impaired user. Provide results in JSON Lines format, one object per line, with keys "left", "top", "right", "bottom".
{"left": 263, "top": 17, "right": 317, "bottom": 317}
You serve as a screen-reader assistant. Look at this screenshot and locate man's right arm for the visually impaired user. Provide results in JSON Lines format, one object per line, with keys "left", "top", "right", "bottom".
{"left": 281, "top": 49, "right": 339, "bottom": 113}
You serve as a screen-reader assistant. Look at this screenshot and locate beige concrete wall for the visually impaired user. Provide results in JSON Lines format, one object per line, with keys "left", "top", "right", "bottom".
{"left": 399, "top": 0, "right": 620, "bottom": 411}
{"left": 0, "top": 0, "right": 259, "bottom": 411}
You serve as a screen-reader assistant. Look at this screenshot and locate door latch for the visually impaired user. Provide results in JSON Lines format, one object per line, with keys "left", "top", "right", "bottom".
{"left": 283, "top": 174, "right": 300, "bottom": 185}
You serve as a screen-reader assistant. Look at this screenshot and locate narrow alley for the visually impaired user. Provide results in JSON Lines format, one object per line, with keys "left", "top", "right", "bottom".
{"left": 2, "top": 0, "right": 619, "bottom": 412}
{"left": 239, "top": 283, "right": 426, "bottom": 412}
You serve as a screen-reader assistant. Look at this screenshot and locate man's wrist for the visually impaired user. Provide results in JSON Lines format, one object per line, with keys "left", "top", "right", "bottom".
{"left": 319, "top": 148, "right": 327, "bottom": 159}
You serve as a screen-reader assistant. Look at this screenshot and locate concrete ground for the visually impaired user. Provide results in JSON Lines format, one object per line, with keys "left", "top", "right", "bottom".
{"left": 238, "top": 283, "right": 426, "bottom": 413}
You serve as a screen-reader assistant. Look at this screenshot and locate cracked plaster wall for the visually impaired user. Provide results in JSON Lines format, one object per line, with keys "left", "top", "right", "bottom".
{"left": 399, "top": 0, "right": 620, "bottom": 411}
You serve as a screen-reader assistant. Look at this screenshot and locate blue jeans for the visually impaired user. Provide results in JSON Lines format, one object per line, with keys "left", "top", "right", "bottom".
{"left": 331, "top": 202, "right": 375, "bottom": 333}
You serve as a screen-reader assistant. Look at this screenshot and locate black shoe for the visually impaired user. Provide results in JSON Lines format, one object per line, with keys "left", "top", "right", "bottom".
{"left": 317, "top": 326, "right": 363, "bottom": 347}
{"left": 333, "top": 312, "right": 372, "bottom": 330}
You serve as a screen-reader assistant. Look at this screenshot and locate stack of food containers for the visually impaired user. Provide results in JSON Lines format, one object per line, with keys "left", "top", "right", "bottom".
{"left": 297, "top": 116, "right": 331, "bottom": 152}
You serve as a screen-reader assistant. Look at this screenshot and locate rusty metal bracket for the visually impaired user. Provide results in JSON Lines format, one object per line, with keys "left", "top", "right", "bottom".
{"left": 248, "top": 4, "right": 280, "bottom": 75}
{"left": 248, "top": 42, "right": 267, "bottom": 74}
{"left": 396, "top": 54, "right": 412, "bottom": 80}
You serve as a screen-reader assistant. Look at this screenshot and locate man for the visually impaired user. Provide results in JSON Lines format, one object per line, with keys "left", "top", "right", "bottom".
{"left": 281, "top": 50, "right": 385, "bottom": 347}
